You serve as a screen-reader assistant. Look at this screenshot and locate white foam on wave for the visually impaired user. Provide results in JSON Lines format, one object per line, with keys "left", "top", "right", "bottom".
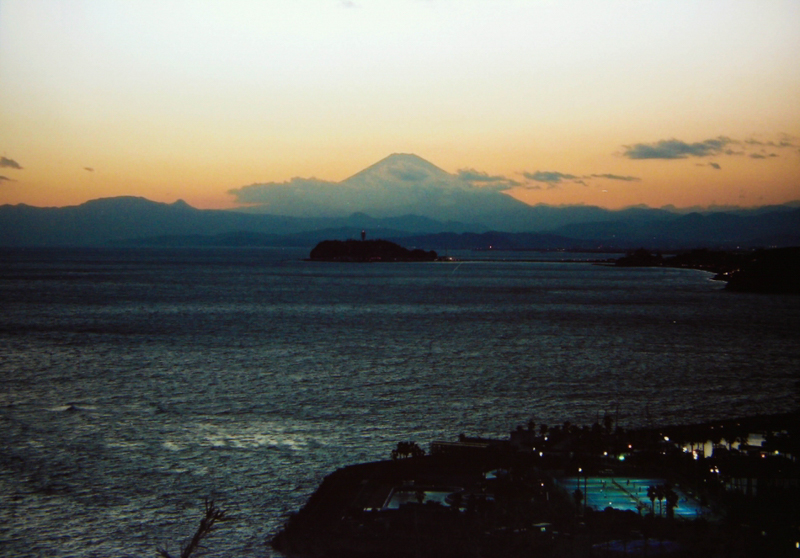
{"left": 47, "top": 404, "right": 98, "bottom": 412}
{"left": 193, "top": 421, "right": 314, "bottom": 450}
{"left": 192, "top": 466, "right": 209, "bottom": 476}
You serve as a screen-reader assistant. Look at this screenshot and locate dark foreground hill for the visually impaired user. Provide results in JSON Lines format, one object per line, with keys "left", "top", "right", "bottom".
{"left": 724, "top": 246, "right": 800, "bottom": 293}
{"left": 614, "top": 247, "right": 800, "bottom": 294}
{"left": 272, "top": 412, "right": 799, "bottom": 558}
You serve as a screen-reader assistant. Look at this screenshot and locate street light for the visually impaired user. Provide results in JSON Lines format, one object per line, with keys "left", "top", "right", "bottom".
{"left": 578, "top": 467, "right": 588, "bottom": 513}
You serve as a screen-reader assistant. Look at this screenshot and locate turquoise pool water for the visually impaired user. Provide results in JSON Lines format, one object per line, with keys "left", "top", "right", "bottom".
{"left": 559, "top": 477, "right": 711, "bottom": 519}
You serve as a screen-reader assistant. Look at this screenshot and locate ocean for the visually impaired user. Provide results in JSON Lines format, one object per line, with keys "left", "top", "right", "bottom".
{"left": 1, "top": 247, "right": 797, "bottom": 557}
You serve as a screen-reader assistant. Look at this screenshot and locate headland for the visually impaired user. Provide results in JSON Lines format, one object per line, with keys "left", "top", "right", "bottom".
{"left": 613, "top": 246, "right": 800, "bottom": 294}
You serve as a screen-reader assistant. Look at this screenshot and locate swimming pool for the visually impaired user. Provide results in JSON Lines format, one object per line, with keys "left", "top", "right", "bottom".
{"left": 559, "top": 477, "right": 711, "bottom": 519}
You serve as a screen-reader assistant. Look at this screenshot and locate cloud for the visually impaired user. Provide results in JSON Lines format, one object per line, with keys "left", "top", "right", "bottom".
{"left": 0, "top": 175, "right": 15, "bottom": 182}
{"left": 389, "top": 166, "right": 428, "bottom": 181}
{"left": 522, "top": 170, "right": 641, "bottom": 187}
{"left": 589, "top": 173, "right": 641, "bottom": 182}
{"left": 749, "top": 153, "right": 766, "bottom": 159}
{"left": 622, "top": 137, "right": 733, "bottom": 159}
{"left": 745, "top": 136, "right": 796, "bottom": 149}
{"left": 709, "top": 162, "right": 721, "bottom": 170}
{"left": 229, "top": 177, "right": 341, "bottom": 205}
{"left": 457, "top": 168, "right": 520, "bottom": 189}
{"left": 1, "top": 156, "right": 23, "bottom": 169}
{"left": 84, "top": 167, "right": 94, "bottom": 172}
{"left": 522, "top": 171, "right": 578, "bottom": 183}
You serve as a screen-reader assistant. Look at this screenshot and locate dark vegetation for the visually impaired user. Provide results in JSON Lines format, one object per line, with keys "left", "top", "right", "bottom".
{"left": 272, "top": 412, "right": 799, "bottom": 557}
{"left": 614, "top": 246, "right": 800, "bottom": 293}
{"left": 309, "top": 239, "right": 438, "bottom": 262}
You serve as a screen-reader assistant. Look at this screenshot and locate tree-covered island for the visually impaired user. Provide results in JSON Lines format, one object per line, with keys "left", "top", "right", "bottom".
{"left": 309, "top": 239, "right": 438, "bottom": 262}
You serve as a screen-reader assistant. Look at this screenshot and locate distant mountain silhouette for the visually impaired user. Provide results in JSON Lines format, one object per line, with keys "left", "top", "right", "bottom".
{"left": 231, "top": 153, "right": 535, "bottom": 229}
{"left": 1, "top": 153, "right": 799, "bottom": 249}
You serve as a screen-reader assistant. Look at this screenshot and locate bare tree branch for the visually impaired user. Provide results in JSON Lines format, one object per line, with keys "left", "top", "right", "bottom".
{"left": 156, "top": 500, "right": 229, "bottom": 558}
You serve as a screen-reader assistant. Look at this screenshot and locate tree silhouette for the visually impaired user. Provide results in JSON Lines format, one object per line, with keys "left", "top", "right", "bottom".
{"left": 539, "top": 424, "right": 549, "bottom": 438}
{"left": 664, "top": 485, "right": 679, "bottom": 519}
{"left": 647, "top": 486, "right": 657, "bottom": 517}
{"left": 603, "top": 413, "right": 614, "bottom": 434}
{"left": 391, "top": 441, "right": 425, "bottom": 460}
{"left": 573, "top": 488, "right": 584, "bottom": 514}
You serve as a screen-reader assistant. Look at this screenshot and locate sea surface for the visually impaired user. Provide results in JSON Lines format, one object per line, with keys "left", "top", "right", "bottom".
{"left": 1, "top": 247, "right": 798, "bottom": 557}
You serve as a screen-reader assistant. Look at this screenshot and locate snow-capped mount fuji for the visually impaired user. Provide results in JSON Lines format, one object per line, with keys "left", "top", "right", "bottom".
{"left": 343, "top": 153, "right": 460, "bottom": 190}
{"left": 230, "top": 153, "right": 532, "bottom": 227}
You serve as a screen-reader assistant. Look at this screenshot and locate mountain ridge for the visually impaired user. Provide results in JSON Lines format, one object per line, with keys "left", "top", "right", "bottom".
{"left": 2, "top": 153, "right": 798, "bottom": 248}
{"left": 2, "top": 194, "right": 798, "bottom": 249}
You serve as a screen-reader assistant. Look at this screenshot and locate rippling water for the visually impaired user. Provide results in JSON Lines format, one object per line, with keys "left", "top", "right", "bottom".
{"left": 1, "top": 247, "right": 797, "bottom": 556}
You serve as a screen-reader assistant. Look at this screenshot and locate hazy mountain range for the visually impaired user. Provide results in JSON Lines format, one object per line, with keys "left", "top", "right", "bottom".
{"left": 2, "top": 154, "right": 799, "bottom": 250}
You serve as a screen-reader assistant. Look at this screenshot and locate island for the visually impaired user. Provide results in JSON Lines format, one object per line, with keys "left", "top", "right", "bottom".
{"left": 271, "top": 412, "right": 799, "bottom": 557}
{"left": 309, "top": 239, "right": 438, "bottom": 262}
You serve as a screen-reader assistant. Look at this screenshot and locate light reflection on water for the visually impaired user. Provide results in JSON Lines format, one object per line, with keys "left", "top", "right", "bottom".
{"left": 0, "top": 248, "right": 797, "bottom": 556}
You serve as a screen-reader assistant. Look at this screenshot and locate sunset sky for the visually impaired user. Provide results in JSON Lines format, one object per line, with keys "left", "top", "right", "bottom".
{"left": 1, "top": 0, "right": 799, "bottom": 211}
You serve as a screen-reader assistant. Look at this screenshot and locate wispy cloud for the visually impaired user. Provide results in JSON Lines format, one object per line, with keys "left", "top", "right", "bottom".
{"left": 522, "top": 170, "right": 640, "bottom": 188}
{"left": 389, "top": 166, "right": 428, "bottom": 181}
{"left": 589, "top": 173, "right": 641, "bottom": 182}
{"left": 622, "top": 137, "right": 733, "bottom": 159}
{"left": 229, "top": 177, "right": 340, "bottom": 205}
{"left": 457, "top": 168, "right": 520, "bottom": 189}
{"left": 623, "top": 134, "right": 795, "bottom": 162}
{"left": 709, "top": 162, "right": 721, "bottom": 170}
{"left": 84, "top": 167, "right": 94, "bottom": 172}
{"left": 745, "top": 135, "right": 796, "bottom": 148}
{"left": 0, "top": 175, "right": 16, "bottom": 182}
{"left": 522, "top": 171, "right": 578, "bottom": 184}
{"left": 0, "top": 156, "right": 23, "bottom": 169}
